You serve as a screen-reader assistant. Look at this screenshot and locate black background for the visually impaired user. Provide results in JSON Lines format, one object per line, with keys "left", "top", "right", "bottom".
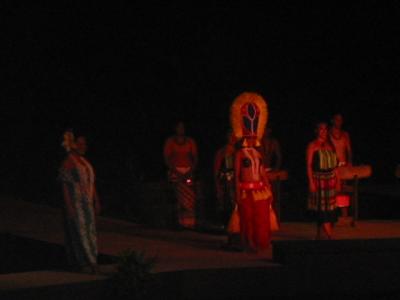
{"left": 2, "top": 2, "right": 399, "bottom": 216}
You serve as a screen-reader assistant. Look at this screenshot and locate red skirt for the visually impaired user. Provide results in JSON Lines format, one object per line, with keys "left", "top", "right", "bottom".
{"left": 175, "top": 181, "right": 196, "bottom": 229}
{"left": 238, "top": 185, "right": 272, "bottom": 251}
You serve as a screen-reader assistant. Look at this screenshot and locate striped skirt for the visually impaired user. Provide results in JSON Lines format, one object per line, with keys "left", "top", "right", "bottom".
{"left": 174, "top": 181, "right": 196, "bottom": 229}
{"left": 308, "top": 171, "right": 338, "bottom": 223}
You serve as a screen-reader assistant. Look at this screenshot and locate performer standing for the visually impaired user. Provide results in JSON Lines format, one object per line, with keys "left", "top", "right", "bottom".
{"left": 329, "top": 113, "right": 353, "bottom": 222}
{"left": 163, "top": 121, "right": 198, "bottom": 230}
{"left": 230, "top": 92, "right": 273, "bottom": 252}
{"left": 307, "top": 122, "right": 339, "bottom": 240}
{"left": 214, "top": 129, "right": 236, "bottom": 228}
{"left": 214, "top": 129, "right": 241, "bottom": 248}
{"left": 260, "top": 127, "right": 282, "bottom": 171}
{"left": 329, "top": 113, "right": 352, "bottom": 167}
{"left": 59, "top": 130, "right": 101, "bottom": 274}
{"left": 259, "top": 126, "right": 283, "bottom": 228}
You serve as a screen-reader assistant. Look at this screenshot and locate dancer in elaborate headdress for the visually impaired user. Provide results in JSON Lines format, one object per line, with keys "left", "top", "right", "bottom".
{"left": 59, "top": 130, "right": 101, "bottom": 273}
{"left": 230, "top": 92, "right": 273, "bottom": 252}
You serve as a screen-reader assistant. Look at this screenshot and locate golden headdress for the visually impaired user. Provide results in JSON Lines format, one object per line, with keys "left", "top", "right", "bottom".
{"left": 230, "top": 92, "right": 268, "bottom": 147}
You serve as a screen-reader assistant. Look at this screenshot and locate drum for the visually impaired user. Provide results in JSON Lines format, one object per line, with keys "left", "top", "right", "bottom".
{"left": 337, "top": 165, "right": 372, "bottom": 180}
{"left": 336, "top": 194, "right": 350, "bottom": 207}
{"left": 266, "top": 169, "right": 289, "bottom": 181}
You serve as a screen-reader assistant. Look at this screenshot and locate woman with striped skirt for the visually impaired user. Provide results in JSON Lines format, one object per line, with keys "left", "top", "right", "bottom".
{"left": 306, "top": 122, "right": 339, "bottom": 240}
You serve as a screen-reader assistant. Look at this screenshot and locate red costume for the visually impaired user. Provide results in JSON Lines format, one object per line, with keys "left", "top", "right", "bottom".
{"left": 230, "top": 92, "right": 273, "bottom": 252}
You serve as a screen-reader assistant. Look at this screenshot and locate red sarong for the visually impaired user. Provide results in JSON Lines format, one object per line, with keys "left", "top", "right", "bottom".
{"left": 175, "top": 181, "right": 196, "bottom": 228}
{"left": 238, "top": 185, "right": 272, "bottom": 251}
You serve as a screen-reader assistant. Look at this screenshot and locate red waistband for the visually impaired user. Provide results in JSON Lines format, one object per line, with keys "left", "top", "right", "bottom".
{"left": 239, "top": 181, "right": 264, "bottom": 189}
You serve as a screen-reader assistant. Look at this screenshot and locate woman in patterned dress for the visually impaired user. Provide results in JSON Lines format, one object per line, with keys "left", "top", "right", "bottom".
{"left": 163, "top": 121, "right": 198, "bottom": 229}
{"left": 306, "top": 122, "right": 339, "bottom": 240}
{"left": 59, "top": 132, "right": 101, "bottom": 273}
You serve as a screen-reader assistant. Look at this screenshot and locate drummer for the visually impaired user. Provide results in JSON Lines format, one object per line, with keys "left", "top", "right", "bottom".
{"left": 259, "top": 126, "right": 282, "bottom": 229}
{"left": 329, "top": 114, "right": 352, "bottom": 167}
{"left": 329, "top": 113, "right": 353, "bottom": 222}
{"left": 260, "top": 126, "right": 282, "bottom": 171}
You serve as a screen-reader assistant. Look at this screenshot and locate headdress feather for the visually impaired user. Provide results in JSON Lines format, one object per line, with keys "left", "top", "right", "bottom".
{"left": 230, "top": 92, "right": 268, "bottom": 145}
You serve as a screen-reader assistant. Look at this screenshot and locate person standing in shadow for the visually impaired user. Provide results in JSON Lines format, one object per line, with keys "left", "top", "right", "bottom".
{"left": 214, "top": 129, "right": 241, "bottom": 249}
{"left": 306, "top": 122, "right": 340, "bottom": 240}
{"left": 59, "top": 130, "right": 101, "bottom": 274}
{"left": 329, "top": 113, "right": 353, "bottom": 224}
{"left": 163, "top": 121, "right": 199, "bottom": 230}
{"left": 260, "top": 127, "right": 282, "bottom": 171}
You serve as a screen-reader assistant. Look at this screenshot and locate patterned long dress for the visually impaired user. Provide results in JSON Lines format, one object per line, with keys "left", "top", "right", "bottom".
{"left": 164, "top": 137, "right": 198, "bottom": 229}
{"left": 59, "top": 153, "right": 97, "bottom": 268}
{"left": 308, "top": 149, "right": 338, "bottom": 224}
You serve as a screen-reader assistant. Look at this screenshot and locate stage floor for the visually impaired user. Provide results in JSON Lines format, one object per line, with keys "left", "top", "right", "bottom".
{"left": 2, "top": 197, "right": 400, "bottom": 272}
{"left": 2, "top": 196, "right": 400, "bottom": 298}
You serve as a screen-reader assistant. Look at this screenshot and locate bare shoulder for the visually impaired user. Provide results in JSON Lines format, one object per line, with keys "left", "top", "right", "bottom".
{"left": 306, "top": 140, "right": 317, "bottom": 152}
{"left": 164, "top": 136, "right": 174, "bottom": 146}
{"left": 187, "top": 136, "right": 197, "bottom": 145}
{"left": 327, "top": 143, "right": 336, "bottom": 151}
{"left": 165, "top": 136, "right": 174, "bottom": 143}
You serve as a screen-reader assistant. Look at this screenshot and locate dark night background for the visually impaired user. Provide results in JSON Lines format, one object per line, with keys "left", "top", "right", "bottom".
{"left": 2, "top": 2, "right": 400, "bottom": 220}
